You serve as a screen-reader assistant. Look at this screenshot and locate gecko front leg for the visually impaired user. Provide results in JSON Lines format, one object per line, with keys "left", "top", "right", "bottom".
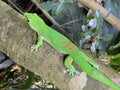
{"left": 31, "top": 36, "right": 43, "bottom": 51}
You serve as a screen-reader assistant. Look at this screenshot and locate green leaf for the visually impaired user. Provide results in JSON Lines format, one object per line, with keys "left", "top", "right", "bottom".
{"left": 40, "top": 0, "right": 75, "bottom": 15}
{"left": 101, "top": 34, "right": 113, "bottom": 41}
{"left": 87, "top": 14, "right": 94, "bottom": 19}
{"left": 40, "top": 1, "right": 57, "bottom": 11}
{"left": 53, "top": 2, "right": 86, "bottom": 41}
{"left": 54, "top": 1, "right": 64, "bottom": 15}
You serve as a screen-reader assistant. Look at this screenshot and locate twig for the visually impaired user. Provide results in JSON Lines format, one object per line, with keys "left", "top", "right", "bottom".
{"left": 8, "top": 0, "right": 24, "bottom": 14}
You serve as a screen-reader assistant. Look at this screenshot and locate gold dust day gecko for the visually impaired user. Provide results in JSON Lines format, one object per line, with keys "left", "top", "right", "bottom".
{"left": 24, "top": 13, "right": 120, "bottom": 90}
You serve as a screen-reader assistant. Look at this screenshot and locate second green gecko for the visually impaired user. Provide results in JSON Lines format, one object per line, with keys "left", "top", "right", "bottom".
{"left": 24, "top": 13, "right": 120, "bottom": 90}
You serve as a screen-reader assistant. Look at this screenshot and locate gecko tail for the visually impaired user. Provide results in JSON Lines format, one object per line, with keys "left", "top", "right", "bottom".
{"left": 73, "top": 51, "right": 120, "bottom": 90}
{"left": 91, "top": 68, "right": 120, "bottom": 90}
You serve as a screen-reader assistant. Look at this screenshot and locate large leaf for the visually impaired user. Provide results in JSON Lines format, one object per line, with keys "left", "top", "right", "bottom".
{"left": 41, "top": 0, "right": 75, "bottom": 15}
{"left": 53, "top": 2, "right": 86, "bottom": 42}
{"left": 40, "top": 1, "right": 57, "bottom": 12}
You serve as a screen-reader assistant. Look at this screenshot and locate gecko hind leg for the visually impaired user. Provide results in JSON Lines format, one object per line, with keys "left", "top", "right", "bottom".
{"left": 64, "top": 55, "right": 78, "bottom": 75}
{"left": 87, "top": 57, "right": 99, "bottom": 70}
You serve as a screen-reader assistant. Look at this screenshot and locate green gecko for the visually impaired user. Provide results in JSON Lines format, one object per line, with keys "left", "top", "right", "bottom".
{"left": 24, "top": 13, "right": 120, "bottom": 90}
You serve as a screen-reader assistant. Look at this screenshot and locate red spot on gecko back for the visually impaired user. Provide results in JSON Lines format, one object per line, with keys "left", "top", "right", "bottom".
{"left": 69, "top": 46, "right": 74, "bottom": 50}
{"left": 66, "top": 41, "right": 71, "bottom": 47}
{"left": 61, "top": 37, "right": 74, "bottom": 51}
{"left": 61, "top": 38, "right": 65, "bottom": 44}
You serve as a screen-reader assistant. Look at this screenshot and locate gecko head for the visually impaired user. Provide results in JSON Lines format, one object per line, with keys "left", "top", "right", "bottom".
{"left": 24, "top": 12, "right": 45, "bottom": 27}
{"left": 24, "top": 13, "right": 37, "bottom": 23}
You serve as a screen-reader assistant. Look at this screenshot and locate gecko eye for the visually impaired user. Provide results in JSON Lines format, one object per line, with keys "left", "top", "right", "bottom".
{"left": 27, "top": 19, "right": 30, "bottom": 22}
